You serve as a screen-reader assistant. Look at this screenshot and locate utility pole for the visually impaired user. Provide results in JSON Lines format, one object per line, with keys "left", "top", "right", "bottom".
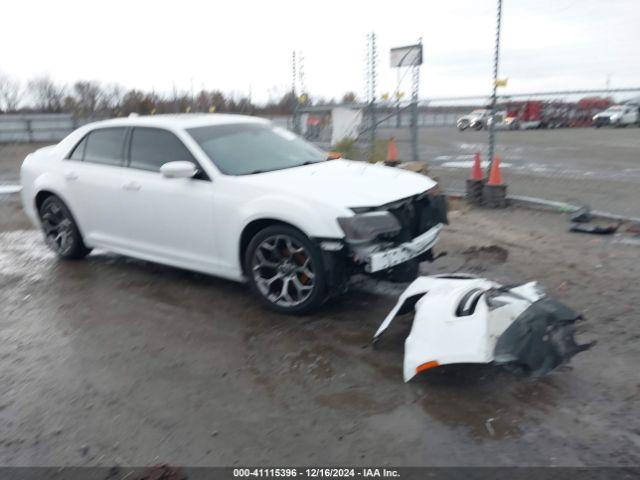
{"left": 292, "top": 51, "right": 301, "bottom": 133}
{"left": 298, "top": 51, "right": 306, "bottom": 99}
{"left": 365, "top": 32, "right": 378, "bottom": 161}
{"left": 487, "top": 0, "right": 503, "bottom": 172}
{"left": 410, "top": 38, "right": 422, "bottom": 162}
{"left": 292, "top": 51, "right": 297, "bottom": 96}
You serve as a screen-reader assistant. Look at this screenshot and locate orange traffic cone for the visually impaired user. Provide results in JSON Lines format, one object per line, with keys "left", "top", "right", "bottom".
{"left": 385, "top": 137, "right": 399, "bottom": 165}
{"left": 470, "top": 152, "right": 483, "bottom": 180}
{"left": 487, "top": 156, "right": 504, "bottom": 186}
{"left": 466, "top": 152, "right": 484, "bottom": 205}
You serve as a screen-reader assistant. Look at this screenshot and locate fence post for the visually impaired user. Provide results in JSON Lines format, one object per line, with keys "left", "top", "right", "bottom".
{"left": 292, "top": 105, "right": 301, "bottom": 134}
{"left": 25, "top": 119, "right": 33, "bottom": 143}
{"left": 410, "top": 99, "right": 418, "bottom": 161}
{"left": 369, "top": 101, "right": 377, "bottom": 162}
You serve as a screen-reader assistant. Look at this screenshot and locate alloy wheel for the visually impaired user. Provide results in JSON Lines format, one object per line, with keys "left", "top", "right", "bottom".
{"left": 40, "top": 200, "right": 75, "bottom": 255}
{"left": 251, "top": 234, "right": 316, "bottom": 308}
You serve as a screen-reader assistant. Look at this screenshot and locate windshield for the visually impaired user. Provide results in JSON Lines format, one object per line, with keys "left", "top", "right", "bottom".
{"left": 187, "top": 123, "right": 327, "bottom": 175}
{"left": 471, "top": 110, "right": 487, "bottom": 115}
{"left": 607, "top": 106, "right": 624, "bottom": 111}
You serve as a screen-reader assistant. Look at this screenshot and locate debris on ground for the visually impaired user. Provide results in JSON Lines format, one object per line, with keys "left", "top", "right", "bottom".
{"left": 570, "top": 222, "right": 621, "bottom": 235}
{"left": 567, "top": 204, "right": 623, "bottom": 235}
{"left": 373, "top": 274, "right": 594, "bottom": 382}
{"left": 463, "top": 245, "right": 509, "bottom": 263}
{"left": 398, "top": 161, "right": 430, "bottom": 176}
{"left": 569, "top": 205, "right": 593, "bottom": 223}
{"left": 626, "top": 222, "right": 640, "bottom": 235}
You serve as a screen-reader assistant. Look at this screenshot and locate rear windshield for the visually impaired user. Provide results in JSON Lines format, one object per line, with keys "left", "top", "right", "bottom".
{"left": 187, "top": 123, "right": 326, "bottom": 175}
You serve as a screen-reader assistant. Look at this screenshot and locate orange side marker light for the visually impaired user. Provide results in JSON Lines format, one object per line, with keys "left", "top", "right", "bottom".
{"left": 416, "top": 361, "right": 440, "bottom": 374}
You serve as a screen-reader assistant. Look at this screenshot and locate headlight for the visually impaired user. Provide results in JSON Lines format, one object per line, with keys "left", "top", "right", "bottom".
{"left": 337, "top": 211, "right": 401, "bottom": 243}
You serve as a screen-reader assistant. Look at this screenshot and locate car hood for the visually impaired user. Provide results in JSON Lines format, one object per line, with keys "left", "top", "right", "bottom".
{"left": 237, "top": 159, "right": 437, "bottom": 209}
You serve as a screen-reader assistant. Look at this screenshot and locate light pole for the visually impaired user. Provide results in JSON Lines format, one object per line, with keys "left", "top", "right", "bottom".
{"left": 487, "top": 0, "right": 503, "bottom": 172}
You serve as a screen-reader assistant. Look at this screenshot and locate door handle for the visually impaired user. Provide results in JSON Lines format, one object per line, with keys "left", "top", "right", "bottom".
{"left": 65, "top": 172, "right": 79, "bottom": 181}
{"left": 122, "top": 181, "right": 141, "bottom": 191}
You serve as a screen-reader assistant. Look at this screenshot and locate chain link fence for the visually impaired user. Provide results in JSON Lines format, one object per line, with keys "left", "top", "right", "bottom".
{"left": 296, "top": 88, "right": 640, "bottom": 219}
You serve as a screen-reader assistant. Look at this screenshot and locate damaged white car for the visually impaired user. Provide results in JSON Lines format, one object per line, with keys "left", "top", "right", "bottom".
{"left": 21, "top": 114, "right": 447, "bottom": 314}
{"left": 374, "top": 274, "right": 593, "bottom": 381}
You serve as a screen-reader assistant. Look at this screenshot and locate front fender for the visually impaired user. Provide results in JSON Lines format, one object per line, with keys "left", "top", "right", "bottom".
{"left": 215, "top": 192, "right": 349, "bottom": 276}
{"left": 29, "top": 174, "right": 83, "bottom": 234}
{"left": 239, "top": 193, "right": 347, "bottom": 240}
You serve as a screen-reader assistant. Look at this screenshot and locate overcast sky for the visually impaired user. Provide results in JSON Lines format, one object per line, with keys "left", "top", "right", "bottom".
{"left": 1, "top": 0, "right": 639, "bottom": 103}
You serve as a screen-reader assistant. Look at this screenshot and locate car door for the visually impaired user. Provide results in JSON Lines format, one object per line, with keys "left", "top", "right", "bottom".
{"left": 61, "top": 127, "right": 129, "bottom": 247}
{"left": 119, "top": 126, "right": 221, "bottom": 273}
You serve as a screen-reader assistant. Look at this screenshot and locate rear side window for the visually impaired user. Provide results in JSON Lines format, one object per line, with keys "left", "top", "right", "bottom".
{"left": 83, "top": 128, "right": 127, "bottom": 166}
{"left": 129, "top": 128, "right": 195, "bottom": 172}
{"left": 69, "top": 136, "right": 88, "bottom": 160}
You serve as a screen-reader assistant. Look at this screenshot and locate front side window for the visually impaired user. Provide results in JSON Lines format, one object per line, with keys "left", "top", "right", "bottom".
{"left": 187, "top": 123, "right": 327, "bottom": 175}
{"left": 83, "top": 128, "right": 127, "bottom": 166}
{"left": 129, "top": 127, "right": 195, "bottom": 172}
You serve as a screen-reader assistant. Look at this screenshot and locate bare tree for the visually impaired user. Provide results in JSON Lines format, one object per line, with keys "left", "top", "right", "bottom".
{"left": 98, "top": 83, "right": 124, "bottom": 114}
{"left": 341, "top": 91, "right": 357, "bottom": 104}
{"left": 0, "top": 72, "right": 22, "bottom": 112}
{"left": 72, "top": 81, "right": 102, "bottom": 115}
{"left": 27, "top": 75, "right": 66, "bottom": 112}
{"left": 120, "top": 89, "right": 158, "bottom": 115}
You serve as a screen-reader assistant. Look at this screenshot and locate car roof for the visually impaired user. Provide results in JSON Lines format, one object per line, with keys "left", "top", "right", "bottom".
{"left": 87, "top": 113, "right": 269, "bottom": 130}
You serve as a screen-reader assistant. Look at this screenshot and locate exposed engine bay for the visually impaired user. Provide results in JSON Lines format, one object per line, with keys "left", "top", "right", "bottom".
{"left": 346, "top": 192, "right": 449, "bottom": 281}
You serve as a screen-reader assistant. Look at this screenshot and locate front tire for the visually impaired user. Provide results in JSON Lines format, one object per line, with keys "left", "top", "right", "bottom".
{"left": 244, "top": 225, "right": 327, "bottom": 314}
{"left": 39, "top": 195, "right": 91, "bottom": 259}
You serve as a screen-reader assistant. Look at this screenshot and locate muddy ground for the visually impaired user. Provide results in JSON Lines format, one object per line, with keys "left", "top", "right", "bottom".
{"left": 1, "top": 184, "right": 639, "bottom": 466}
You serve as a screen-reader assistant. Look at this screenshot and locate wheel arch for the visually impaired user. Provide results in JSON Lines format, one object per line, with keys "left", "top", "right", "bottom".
{"left": 33, "top": 189, "right": 87, "bottom": 240}
{"left": 35, "top": 189, "right": 57, "bottom": 211}
{"left": 238, "top": 218, "right": 309, "bottom": 274}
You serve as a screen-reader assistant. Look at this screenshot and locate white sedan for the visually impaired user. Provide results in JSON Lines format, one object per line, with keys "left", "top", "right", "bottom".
{"left": 20, "top": 114, "right": 447, "bottom": 313}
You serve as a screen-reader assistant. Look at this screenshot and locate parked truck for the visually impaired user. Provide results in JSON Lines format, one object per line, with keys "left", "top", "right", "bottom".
{"left": 592, "top": 104, "right": 640, "bottom": 127}
{"left": 456, "top": 109, "right": 490, "bottom": 131}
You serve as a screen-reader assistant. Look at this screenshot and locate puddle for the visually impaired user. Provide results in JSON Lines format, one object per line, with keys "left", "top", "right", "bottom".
{"left": 316, "top": 390, "right": 385, "bottom": 413}
{"left": 414, "top": 364, "right": 560, "bottom": 440}
{"left": 0, "top": 185, "right": 22, "bottom": 194}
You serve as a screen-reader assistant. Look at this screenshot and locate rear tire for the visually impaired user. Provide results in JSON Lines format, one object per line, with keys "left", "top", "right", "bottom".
{"left": 244, "top": 225, "right": 327, "bottom": 314}
{"left": 38, "top": 195, "right": 91, "bottom": 259}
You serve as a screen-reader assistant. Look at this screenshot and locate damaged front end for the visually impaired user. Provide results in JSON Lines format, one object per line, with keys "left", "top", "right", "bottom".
{"left": 373, "top": 274, "right": 594, "bottom": 382}
{"left": 338, "top": 190, "right": 448, "bottom": 282}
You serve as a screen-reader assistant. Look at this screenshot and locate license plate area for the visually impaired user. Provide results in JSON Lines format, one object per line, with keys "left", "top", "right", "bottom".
{"left": 366, "top": 224, "right": 443, "bottom": 273}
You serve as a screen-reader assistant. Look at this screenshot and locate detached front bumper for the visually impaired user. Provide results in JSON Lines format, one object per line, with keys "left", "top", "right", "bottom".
{"left": 365, "top": 223, "right": 443, "bottom": 273}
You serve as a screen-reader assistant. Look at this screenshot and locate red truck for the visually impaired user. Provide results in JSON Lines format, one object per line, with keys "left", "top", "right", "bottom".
{"left": 503, "top": 97, "right": 612, "bottom": 129}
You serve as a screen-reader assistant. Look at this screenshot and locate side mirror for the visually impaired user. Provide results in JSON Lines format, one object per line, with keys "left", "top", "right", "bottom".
{"left": 160, "top": 161, "right": 198, "bottom": 179}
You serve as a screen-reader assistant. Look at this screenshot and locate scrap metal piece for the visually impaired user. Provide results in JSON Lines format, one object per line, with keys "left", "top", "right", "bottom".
{"left": 570, "top": 223, "right": 620, "bottom": 235}
{"left": 569, "top": 205, "right": 593, "bottom": 223}
{"left": 374, "top": 275, "right": 593, "bottom": 382}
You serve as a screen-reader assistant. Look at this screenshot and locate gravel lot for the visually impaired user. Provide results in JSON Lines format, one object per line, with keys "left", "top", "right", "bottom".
{"left": 1, "top": 187, "right": 639, "bottom": 466}
{"left": 0, "top": 142, "right": 639, "bottom": 467}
